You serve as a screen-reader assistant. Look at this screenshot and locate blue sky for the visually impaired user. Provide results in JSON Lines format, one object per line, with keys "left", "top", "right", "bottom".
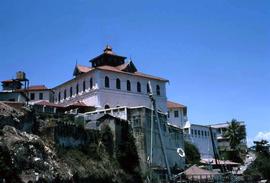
{"left": 0, "top": 0, "right": 269, "bottom": 146}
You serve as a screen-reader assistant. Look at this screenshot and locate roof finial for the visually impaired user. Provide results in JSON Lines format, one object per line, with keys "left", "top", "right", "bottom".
{"left": 104, "top": 45, "right": 113, "bottom": 54}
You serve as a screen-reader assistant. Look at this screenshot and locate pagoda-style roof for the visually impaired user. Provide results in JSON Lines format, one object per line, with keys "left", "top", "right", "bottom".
{"left": 89, "top": 45, "right": 126, "bottom": 67}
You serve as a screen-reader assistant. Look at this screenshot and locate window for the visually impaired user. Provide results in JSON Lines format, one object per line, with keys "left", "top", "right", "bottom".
{"left": 137, "top": 82, "right": 141, "bottom": 92}
{"left": 116, "top": 78, "right": 121, "bottom": 89}
{"left": 83, "top": 81, "right": 86, "bottom": 92}
{"left": 191, "top": 129, "right": 194, "bottom": 136}
{"left": 105, "top": 76, "right": 110, "bottom": 88}
{"left": 76, "top": 83, "right": 79, "bottom": 95}
{"left": 167, "top": 111, "right": 170, "bottom": 118}
{"left": 205, "top": 131, "right": 207, "bottom": 137}
{"left": 39, "top": 93, "right": 43, "bottom": 100}
{"left": 127, "top": 80, "right": 131, "bottom": 91}
{"left": 194, "top": 130, "right": 197, "bottom": 136}
{"left": 70, "top": 87, "right": 73, "bottom": 97}
{"left": 147, "top": 83, "right": 150, "bottom": 93}
{"left": 58, "top": 92, "right": 61, "bottom": 102}
{"left": 198, "top": 130, "right": 201, "bottom": 136}
{"left": 64, "top": 90, "right": 66, "bottom": 99}
{"left": 105, "top": 105, "right": 110, "bottom": 109}
{"left": 156, "top": 85, "right": 160, "bottom": 96}
{"left": 174, "top": 110, "right": 179, "bottom": 118}
{"left": 90, "top": 78, "right": 93, "bottom": 89}
{"left": 30, "top": 93, "right": 35, "bottom": 100}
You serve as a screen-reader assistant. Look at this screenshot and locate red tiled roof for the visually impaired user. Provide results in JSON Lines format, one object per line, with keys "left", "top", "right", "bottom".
{"left": 96, "top": 65, "right": 168, "bottom": 82}
{"left": 76, "top": 64, "right": 92, "bottom": 73}
{"left": 116, "top": 62, "right": 129, "bottom": 71}
{"left": 54, "top": 62, "right": 168, "bottom": 89}
{"left": 2, "top": 79, "right": 16, "bottom": 83}
{"left": 200, "top": 159, "right": 240, "bottom": 165}
{"left": 28, "top": 85, "right": 48, "bottom": 90}
{"left": 167, "top": 101, "right": 186, "bottom": 109}
{"left": 184, "top": 165, "right": 219, "bottom": 176}
{"left": 68, "top": 101, "right": 88, "bottom": 107}
{"left": 15, "top": 85, "right": 50, "bottom": 92}
{"left": 34, "top": 101, "right": 65, "bottom": 108}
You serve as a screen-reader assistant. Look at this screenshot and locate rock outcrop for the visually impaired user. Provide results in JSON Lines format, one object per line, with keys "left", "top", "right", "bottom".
{"left": 0, "top": 103, "right": 143, "bottom": 183}
{"left": 0, "top": 125, "right": 72, "bottom": 183}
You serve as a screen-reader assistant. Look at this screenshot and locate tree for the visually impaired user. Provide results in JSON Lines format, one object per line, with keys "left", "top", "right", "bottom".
{"left": 224, "top": 119, "right": 246, "bottom": 151}
{"left": 244, "top": 140, "right": 270, "bottom": 180}
{"left": 223, "top": 119, "right": 246, "bottom": 163}
{"left": 253, "top": 140, "right": 270, "bottom": 156}
{"left": 184, "top": 141, "right": 201, "bottom": 165}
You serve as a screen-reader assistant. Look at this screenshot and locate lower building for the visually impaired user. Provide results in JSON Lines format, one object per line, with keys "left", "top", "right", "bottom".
{"left": 0, "top": 91, "right": 28, "bottom": 103}
{"left": 183, "top": 121, "right": 219, "bottom": 160}
{"left": 210, "top": 122, "right": 247, "bottom": 153}
{"left": 167, "top": 101, "right": 188, "bottom": 128}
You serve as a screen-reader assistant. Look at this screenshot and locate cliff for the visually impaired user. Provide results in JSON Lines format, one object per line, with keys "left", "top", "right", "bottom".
{"left": 0, "top": 102, "right": 142, "bottom": 183}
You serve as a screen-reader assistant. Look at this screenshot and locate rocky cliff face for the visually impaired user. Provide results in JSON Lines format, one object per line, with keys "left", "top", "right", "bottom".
{"left": 0, "top": 125, "right": 72, "bottom": 183}
{"left": 0, "top": 102, "right": 142, "bottom": 183}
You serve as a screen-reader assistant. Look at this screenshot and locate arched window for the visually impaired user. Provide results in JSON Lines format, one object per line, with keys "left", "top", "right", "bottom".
{"left": 127, "top": 80, "right": 131, "bottom": 91}
{"left": 105, "top": 105, "right": 110, "bottom": 109}
{"left": 83, "top": 81, "right": 86, "bottom": 92}
{"left": 64, "top": 89, "right": 67, "bottom": 99}
{"left": 137, "top": 82, "right": 141, "bottom": 93}
{"left": 90, "top": 78, "right": 93, "bottom": 89}
{"left": 76, "top": 83, "right": 79, "bottom": 95}
{"left": 70, "top": 87, "right": 73, "bottom": 97}
{"left": 58, "top": 92, "right": 61, "bottom": 102}
{"left": 156, "top": 85, "right": 160, "bottom": 96}
{"left": 105, "top": 76, "right": 110, "bottom": 88}
{"left": 116, "top": 78, "right": 121, "bottom": 89}
{"left": 147, "top": 83, "right": 150, "bottom": 93}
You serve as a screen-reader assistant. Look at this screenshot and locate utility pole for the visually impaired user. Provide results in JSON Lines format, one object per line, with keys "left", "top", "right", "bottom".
{"left": 148, "top": 81, "right": 172, "bottom": 181}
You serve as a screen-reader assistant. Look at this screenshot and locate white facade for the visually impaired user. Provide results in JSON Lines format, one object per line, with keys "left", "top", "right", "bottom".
{"left": 28, "top": 90, "right": 53, "bottom": 104}
{"left": 53, "top": 48, "right": 168, "bottom": 112}
{"left": 167, "top": 101, "right": 188, "bottom": 128}
{"left": 183, "top": 121, "right": 218, "bottom": 159}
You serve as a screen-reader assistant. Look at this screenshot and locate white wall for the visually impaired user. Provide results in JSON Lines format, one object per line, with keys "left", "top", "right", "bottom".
{"left": 184, "top": 123, "right": 218, "bottom": 159}
{"left": 53, "top": 69, "right": 168, "bottom": 112}
{"left": 167, "top": 108, "right": 187, "bottom": 128}
{"left": 28, "top": 90, "right": 53, "bottom": 103}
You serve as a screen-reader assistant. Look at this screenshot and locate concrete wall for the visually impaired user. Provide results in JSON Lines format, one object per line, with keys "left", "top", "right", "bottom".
{"left": 184, "top": 122, "right": 218, "bottom": 159}
{"left": 127, "top": 108, "right": 185, "bottom": 171}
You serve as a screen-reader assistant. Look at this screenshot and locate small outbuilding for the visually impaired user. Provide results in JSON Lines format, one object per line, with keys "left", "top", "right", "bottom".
{"left": 183, "top": 165, "right": 220, "bottom": 181}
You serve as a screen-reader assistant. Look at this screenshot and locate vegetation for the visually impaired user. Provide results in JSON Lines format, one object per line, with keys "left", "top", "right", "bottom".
{"left": 184, "top": 141, "right": 201, "bottom": 165}
{"left": 101, "top": 125, "right": 114, "bottom": 157}
{"left": 116, "top": 124, "right": 142, "bottom": 182}
{"left": 222, "top": 119, "right": 246, "bottom": 163}
{"left": 57, "top": 122, "right": 143, "bottom": 183}
{"left": 244, "top": 140, "right": 270, "bottom": 180}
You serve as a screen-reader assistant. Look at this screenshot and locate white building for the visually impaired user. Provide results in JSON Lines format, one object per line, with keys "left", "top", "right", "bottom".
{"left": 167, "top": 101, "right": 188, "bottom": 128}
{"left": 210, "top": 122, "right": 247, "bottom": 152}
{"left": 183, "top": 121, "right": 219, "bottom": 159}
{"left": 53, "top": 46, "right": 168, "bottom": 112}
{"left": 23, "top": 85, "right": 54, "bottom": 104}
